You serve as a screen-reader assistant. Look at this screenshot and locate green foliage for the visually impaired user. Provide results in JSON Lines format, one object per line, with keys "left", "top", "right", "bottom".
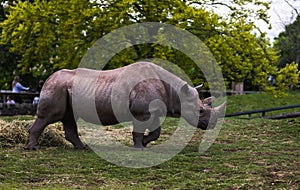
{"left": 272, "top": 15, "right": 300, "bottom": 95}
{"left": 274, "top": 15, "right": 300, "bottom": 68}
{"left": 0, "top": 0, "right": 20, "bottom": 89}
{"left": 204, "top": 17, "right": 297, "bottom": 93}
{"left": 0, "top": 0, "right": 297, "bottom": 93}
{"left": 1, "top": 0, "right": 97, "bottom": 77}
{"left": 276, "top": 62, "right": 300, "bottom": 89}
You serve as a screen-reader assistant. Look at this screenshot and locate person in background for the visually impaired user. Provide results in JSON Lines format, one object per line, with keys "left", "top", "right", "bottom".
{"left": 6, "top": 96, "right": 15, "bottom": 105}
{"left": 33, "top": 80, "right": 44, "bottom": 106}
{"left": 37, "top": 80, "right": 44, "bottom": 92}
{"left": 33, "top": 96, "right": 39, "bottom": 105}
{"left": 12, "top": 76, "right": 29, "bottom": 92}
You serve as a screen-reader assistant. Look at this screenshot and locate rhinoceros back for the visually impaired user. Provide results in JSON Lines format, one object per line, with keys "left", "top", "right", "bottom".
{"left": 47, "top": 62, "right": 198, "bottom": 126}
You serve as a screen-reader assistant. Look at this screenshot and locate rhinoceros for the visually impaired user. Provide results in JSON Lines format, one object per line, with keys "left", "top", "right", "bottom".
{"left": 26, "top": 62, "right": 225, "bottom": 150}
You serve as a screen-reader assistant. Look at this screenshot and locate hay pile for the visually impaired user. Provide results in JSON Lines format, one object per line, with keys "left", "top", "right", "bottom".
{"left": 0, "top": 119, "right": 133, "bottom": 148}
{"left": 0, "top": 119, "right": 68, "bottom": 147}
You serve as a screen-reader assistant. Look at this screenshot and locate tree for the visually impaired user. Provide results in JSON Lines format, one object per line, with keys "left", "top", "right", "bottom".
{"left": 274, "top": 15, "right": 300, "bottom": 68}
{"left": 0, "top": 0, "right": 298, "bottom": 93}
{"left": 272, "top": 5, "right": 300, "bottom": 93}
{"left": 0, "top": 0, "right": 20, "bottom": 89}
{"left": 1, "top": 0, "right": 98, "bottom": 76}
{"left": 0, "top": 0, "right": 223, "bottom": 81}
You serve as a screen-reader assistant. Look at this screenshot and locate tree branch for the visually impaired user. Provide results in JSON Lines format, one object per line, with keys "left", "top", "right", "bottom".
{"left": 187, "top": 1, "right": 236, "bottom": 11}
{"left": 284, "top": 0, "right": 299, "bottom": 16}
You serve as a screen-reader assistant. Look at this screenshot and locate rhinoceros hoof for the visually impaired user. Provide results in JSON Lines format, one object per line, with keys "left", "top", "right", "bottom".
{"left": 25, "top": 145, "right": 40, "bottom": 151}
{"left": 74, "top": 145, "right": 87, "bottom": 150}
{"left": 134, "top": 146, "right": 147, "bottom": 151}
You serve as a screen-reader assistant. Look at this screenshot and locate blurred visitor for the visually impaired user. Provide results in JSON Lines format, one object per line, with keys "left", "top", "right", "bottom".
{"left": 33, "top": 96, "right": 39, "bottom": 105}
{"left": 268, "top": 75, "right": 276, "bottom": 85}
{"left": 12, "top": 76, "right": 29, "bottom": 92}
{"left": 37, "top": 80, "right": 44, "bottom": 92}
{"left": 6, "top": 96, "right": 15, "bottom": 105}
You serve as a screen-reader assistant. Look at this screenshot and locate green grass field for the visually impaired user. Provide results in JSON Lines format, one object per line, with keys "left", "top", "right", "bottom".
{"left": 0, "top": 92, "right": 299, "bottom": 189}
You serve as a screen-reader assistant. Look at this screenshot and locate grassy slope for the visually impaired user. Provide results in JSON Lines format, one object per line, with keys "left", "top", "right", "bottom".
{"left": 226, "top": 91, "right": 300, "bottom": 115}
{"left": 0, "top": 92, "right": 300, "bottom": 189}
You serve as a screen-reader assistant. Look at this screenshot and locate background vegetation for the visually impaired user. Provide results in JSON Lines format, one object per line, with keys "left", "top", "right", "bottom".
{"left": 0, "top": 92, "right": 299, "bottom": 189}
{"left": 0, "top": 0, "right": 299, "bottom": 93}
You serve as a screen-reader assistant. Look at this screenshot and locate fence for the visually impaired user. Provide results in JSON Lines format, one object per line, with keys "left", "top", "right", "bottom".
{"left": 0, "top": 90, "right": 39, "bottom": 116}
{"left": 225, "top": 104, "right": 300, "bottom": 119}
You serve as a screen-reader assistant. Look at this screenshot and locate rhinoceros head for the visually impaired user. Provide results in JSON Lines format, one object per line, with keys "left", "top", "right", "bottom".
{"left": 179, "top": 84, "right": 226, "bottom": 130}
{"left": 196, "top": 97, "right": 226, "bottom": 130}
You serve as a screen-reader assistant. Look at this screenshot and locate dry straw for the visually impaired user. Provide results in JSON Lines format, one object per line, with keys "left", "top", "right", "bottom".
{"left": 0, "top": 119, "right": 67, "bottom": 147}
{"left": 0, "top": 119, "right": 147, "bottom": 148}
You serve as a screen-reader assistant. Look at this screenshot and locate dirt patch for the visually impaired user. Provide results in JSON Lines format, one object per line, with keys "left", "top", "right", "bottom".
{"left": 79, "top": 125, "right": 133, "bottom": 146}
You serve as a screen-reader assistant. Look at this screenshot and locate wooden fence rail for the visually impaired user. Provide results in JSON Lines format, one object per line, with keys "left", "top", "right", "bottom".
{"left": 0, "top": 90, "right": 39, "bottom": 116}
{"left": 0, "top": 90, "right": 39, "bottom": 103}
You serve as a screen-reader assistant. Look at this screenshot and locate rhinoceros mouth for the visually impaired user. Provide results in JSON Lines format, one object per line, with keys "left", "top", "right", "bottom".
{"left": 197, "top": 120, "right": 209, "bottom": 130}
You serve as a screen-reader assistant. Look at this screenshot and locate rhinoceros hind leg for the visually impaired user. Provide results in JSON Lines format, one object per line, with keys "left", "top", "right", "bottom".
{"left": 142, "top": 126, "right": 161, "bottom": 147}
{"left": 62, "top": 109, "right": 85, "bottom": 149}
{"left": 26, "top": 118, "right": 48, "bottom": 150}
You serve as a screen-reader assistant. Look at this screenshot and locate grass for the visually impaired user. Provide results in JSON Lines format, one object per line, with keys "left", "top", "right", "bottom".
{"left": 0, "top": 115, "right": 35, "bottom": 122}
{"left": 0, "top": 91, "right": 300, "bottom": 189}
{"left": 225, "top": 90, "right": 300, "bottom": 117}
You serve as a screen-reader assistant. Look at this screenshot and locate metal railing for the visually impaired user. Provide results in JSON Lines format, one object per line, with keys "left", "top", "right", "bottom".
{"left": 225, "top": 104, "right": 300, "bottom": 118}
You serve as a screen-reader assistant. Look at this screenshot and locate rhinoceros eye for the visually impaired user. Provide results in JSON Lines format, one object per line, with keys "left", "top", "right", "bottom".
{"left": 199, "top": 108, "right": 204, "bottom": 114}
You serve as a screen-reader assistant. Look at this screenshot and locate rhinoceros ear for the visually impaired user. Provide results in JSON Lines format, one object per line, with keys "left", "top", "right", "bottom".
{"left": 180, "top": 83, "right": 195, "bottom": 97}
{"left": 181, "top": 83, "right": 190, "bottom": 94}
{"left": 194, "top": 84, "right": 203, "bottom": 92}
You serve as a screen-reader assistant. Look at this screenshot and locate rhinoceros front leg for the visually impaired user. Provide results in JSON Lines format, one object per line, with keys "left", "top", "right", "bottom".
{"left": 132, "top": 114, "right": 161, "bottom": 149}
{"left": 132, "top": 131, "right": 145, "bottom": 149}
{"left": 142, "top": 126, "right": 161, "bottom": 147}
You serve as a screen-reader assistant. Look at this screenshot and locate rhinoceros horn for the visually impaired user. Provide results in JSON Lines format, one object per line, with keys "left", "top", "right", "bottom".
{"left": 213, "top": 102, "right": 226, "bottom": 117}
{"left": 194, "top": 84, "right": 203, "bottom": 92}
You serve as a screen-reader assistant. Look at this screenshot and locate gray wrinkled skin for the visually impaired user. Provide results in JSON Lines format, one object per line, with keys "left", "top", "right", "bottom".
{"left": 26, "top": 62, "right": 225, "bottom": 150}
